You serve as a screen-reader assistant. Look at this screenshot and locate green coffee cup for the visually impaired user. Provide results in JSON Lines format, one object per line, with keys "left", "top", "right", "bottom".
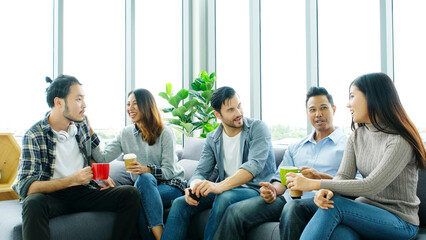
{"left": 280, "top": 166, "right": 299, "bottom": 185}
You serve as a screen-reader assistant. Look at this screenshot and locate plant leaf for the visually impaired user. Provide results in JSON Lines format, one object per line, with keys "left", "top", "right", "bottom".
{"left": 209, "top": 72, "right": 216, "bottom": 81}
{"left": 166, "top": 83, "right": 172, "bottom": 96}
{"left": 158, "top": 92, "right": 169, "bottom": 100}
{"left": 180, "top": 122, "right": 194, "bottom": 133}
{"left": 176, "top": 89, "right": 189, "bottom": 99}
{"left": 162, "top": 107, "right": 174, "bottom": 113}
{"left": 172, "top": 106, "right": 188, "bottom": 119}
{"left": 199, "top": 71, "right": 208, "bottom": 79}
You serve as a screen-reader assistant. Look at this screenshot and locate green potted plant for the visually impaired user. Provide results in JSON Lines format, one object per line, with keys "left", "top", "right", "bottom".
{"left": 159, "top": 71, "right": 219, "bottom": 138}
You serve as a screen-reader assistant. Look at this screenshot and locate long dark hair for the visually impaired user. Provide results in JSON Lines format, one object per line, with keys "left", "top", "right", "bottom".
{"left": 350, "top": 72, "right": 426, "bottom": 169}
{"left": 129, "top": 89, "right": 163, "bottom": 145}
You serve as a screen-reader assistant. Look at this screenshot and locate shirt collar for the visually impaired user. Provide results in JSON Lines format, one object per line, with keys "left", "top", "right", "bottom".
{"left": 133, "top": 124, "right": 141, "bottom": 136}
{"left": 41, "top": 111, "right": 53, "bottom": 134}
{"left": 303, "top": 127, "right": 344, "bottom": 145}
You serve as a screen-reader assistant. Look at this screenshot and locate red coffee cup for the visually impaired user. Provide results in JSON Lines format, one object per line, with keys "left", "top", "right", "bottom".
{"left": 92, "top": 163, "right": 110, "bottom": 180}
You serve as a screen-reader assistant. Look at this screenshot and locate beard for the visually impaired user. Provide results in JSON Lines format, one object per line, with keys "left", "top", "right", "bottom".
{"left": 222, "top": 115, "right": 243, "bottom": 129}
{"left": 63, "top": 101, "right": 83, "bottom": 122}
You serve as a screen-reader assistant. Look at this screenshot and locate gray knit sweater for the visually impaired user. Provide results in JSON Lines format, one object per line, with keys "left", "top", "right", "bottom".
{"left": 320, "top": 124, "right": 420, "bottom": 226}
{"left": 92, "top": 125, "right": 184, "bottom": 181}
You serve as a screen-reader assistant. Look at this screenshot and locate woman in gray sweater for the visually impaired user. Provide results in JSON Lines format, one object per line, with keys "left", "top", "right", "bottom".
{"left": 287, "top": 73, "right": 426, "bottom": 239}
{"left": 92, "top": 88, "right": 185, "bottom": 240}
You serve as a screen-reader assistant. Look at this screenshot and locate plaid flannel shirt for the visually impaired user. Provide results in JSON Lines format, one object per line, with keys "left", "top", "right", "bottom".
{"left": 12, "top": 112, "right": 100, "bottom": 199}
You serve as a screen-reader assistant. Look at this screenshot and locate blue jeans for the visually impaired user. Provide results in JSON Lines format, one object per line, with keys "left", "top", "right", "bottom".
{"left": 282, "top": 198, "right": 361, "bottom": 240}
{"left": 134, "top": 173, "right": 183, "bottom": 240}
{"left": 213, "top": 195, "right": 286, "bottom": 240}
{"left": 300, "top": 196, "right": 418, "bottom": 240}
{"left": 161, "top": 187, "right": 259, "bottom": 240}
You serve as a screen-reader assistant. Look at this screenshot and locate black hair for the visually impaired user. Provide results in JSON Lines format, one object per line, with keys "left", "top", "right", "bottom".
{"left": 350, "top": 72, "right": 426, "bottom": 169}
{"left": 45, "top": 75, "right": 82, "bottom": 108}
{"left": 305, "top": 86, "right": 334, "bottom": 107}
{"left": 210, "top": 86, "right": 236, "bottom": 112}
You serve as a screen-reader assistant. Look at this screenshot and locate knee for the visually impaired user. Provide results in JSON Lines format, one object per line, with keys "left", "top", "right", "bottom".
{"left": 171, "top": 196, "right": 186, "bottom": 209}
{"left": 282, "top": 199, "right": 302, "bottom": 219}
{"left": 117, "top": 185, "right": 141, "bottom": 203}
{"left": 22, "top": 193, "right": 47, "bottom": 215}
{"left": 168, "top": 196, "right": 190, "bottom": 217}
{"left": 135, "top": 173, "right": 157, "bottom": 188}
{"left": 213, "top": 192, "right": 234, "bottom": 210}
{"left": 223, "top": 203, "right": 241, "bottom": 223}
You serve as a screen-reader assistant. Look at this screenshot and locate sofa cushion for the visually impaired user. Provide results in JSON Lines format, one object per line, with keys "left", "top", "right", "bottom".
{"left": 273, "top": 147, "right": 286, "bottom": 168}
{"left": 182, "top": 137, "right": 206, "bottom": 161}
{"left": 108, "top": 157, "right": 133, "bottom": 186}
{"left": 247, "top": 222, "right": 280, "bottom": 240}
{"left": 177, "top": 159, "right": 199, "bottom": 182}
{"left": 0, "top": 200, "right": 117, "bottom": 240}
{"left": 177, "top": 159, "right": 218, "bottom": 183}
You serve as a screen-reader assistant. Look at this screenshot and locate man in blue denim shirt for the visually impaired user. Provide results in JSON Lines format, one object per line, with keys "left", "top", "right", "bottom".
{"left": 12, "top": 75, "right": 140, "bottom": 240}
{"left": 214, "top": 87, "right": 349, "bottom": 240}
{"left": 161, "top": 86, "right": 276, "bottom": 240}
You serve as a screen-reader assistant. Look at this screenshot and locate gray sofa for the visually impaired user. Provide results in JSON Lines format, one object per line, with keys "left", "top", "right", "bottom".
{"left": 1, "top": 137, "right": 426, "bottom": 240}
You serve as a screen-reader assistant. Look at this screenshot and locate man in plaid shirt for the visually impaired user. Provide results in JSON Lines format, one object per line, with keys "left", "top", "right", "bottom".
{"left": 12, "top": 75, "right": 140, "bottom": 240}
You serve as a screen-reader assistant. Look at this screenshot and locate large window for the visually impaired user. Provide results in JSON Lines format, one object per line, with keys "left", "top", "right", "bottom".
{"left": 63, "top": 1, "right": 125, "bottom": 144}
{"left": 135, "top": 1, "right": 182, "bottom": 145}
{"left": 394, "top": 0, "right": 426, "bottom": 140}
{"left": 261, "top": 1, "right": 307, "bottom": 145}
{"left": 0, "top": 1, "right": 53, "bottom": 145}
{"left": 318, "top": 0, "right": 381, "bottom": 134}
{"left": 216, "top": 0, "right": 251, "bottom": 117}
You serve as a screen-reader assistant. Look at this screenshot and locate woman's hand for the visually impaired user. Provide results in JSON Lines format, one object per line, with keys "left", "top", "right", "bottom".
{"left": 314, "top": 189, "right": 334, "bottom": 209}
{"left": 286, "top": 172, "right": 320, "bottom": 191}
{"left": 84, "top": 115, "right": 94, "bottom": 136}
{"left": 98, "top": 177, "right": 116, "bottom": 190}
{"left": 126, "top": 161, "right": 152, "bottom": 175}
{"left": 299, "top": 166, "right": 321, "bottom": 179}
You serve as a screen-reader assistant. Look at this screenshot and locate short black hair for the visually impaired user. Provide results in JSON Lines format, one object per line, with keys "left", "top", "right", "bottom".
{"left": 46, "top": 75, "right": 81, "bottom": 108}
{"left": 305, "top": 86, "right": 334, "bottom": 107}
{"left": 210, "top": 86, "right": 236, "bottom": 112}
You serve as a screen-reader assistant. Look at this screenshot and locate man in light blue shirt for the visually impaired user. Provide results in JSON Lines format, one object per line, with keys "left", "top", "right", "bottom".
{"left": 213, "top": 87, "right": 347, "bottom": 240}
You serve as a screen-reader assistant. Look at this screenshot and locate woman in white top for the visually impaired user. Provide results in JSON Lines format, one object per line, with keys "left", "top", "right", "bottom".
{"left": 287, "top": 72, "right": 426, "bottom": 239}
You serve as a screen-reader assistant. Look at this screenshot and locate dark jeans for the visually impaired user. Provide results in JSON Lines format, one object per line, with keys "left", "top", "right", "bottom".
{"left": 161, "top": 187, "right": 259, "bottom": 240}
{"left": 281, "top": 198, "right": 319, "bottom": 240}
{"left": 21, "top": 185, "right": 140, "bottom": 240}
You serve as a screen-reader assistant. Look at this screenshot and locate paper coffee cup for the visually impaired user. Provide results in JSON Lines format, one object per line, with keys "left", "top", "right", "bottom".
{"left": 279, "top": 166, "right": 299, "bottom": 185}
{"left": 123, "top": 153, "right": 137, "bottom": 172}
{"left": 289, "top": 173, "right": 303, "bottom": 198}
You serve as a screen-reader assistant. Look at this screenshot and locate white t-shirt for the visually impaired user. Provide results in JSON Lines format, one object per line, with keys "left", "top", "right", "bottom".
{"left": 222, "top": 131, "right": 242, "bottom": 178}
{"left": 52, "top": 130, "right": 84, "bottom": 179}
